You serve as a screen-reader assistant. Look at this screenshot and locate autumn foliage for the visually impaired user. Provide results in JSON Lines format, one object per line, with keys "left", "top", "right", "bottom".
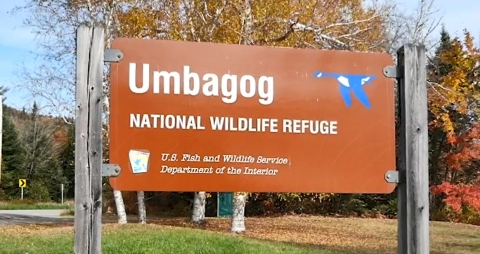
{"left": 99, "top": 1, "right": 480, "bottom": 224}
{"left": 7, "top": 0, "right": 480, "bottom": 226}
{"left": 427, "top": 28, "right": 480, "bottom": 221}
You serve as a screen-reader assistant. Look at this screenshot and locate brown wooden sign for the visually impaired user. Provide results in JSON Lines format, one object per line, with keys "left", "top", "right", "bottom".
{"left": 108, "top": 38, "right": 396, "bottom": 193}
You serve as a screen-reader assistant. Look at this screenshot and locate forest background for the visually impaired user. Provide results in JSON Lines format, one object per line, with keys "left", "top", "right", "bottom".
{"left": 1, "top": 0, "right": 480, "bottom": 229}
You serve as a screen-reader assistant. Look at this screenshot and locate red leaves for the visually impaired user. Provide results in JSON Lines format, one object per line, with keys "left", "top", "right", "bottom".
{"left": 431, "top": 183, "right": 480, "bottom": 212}
{"left": 446, "top": 133, "right": 457, "bottom": 144}
{"left": 432, "top": 123, "right": 480, "bottom": 213}
{"left": 444, "top": 123, "right": 480, "bottom": 170}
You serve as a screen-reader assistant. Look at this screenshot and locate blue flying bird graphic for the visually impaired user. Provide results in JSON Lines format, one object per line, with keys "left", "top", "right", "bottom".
{"left": 312, "top": 71, "right": 377, "bottom": 109}
{"left": 134, "top": 159, "right": 141, "bottom": 166}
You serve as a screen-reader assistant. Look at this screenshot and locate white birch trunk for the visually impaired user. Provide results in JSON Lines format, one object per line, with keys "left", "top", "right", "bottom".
{"left": 231, "top": 193, "right": 246, "bottom": 233}
{"left": 230, "top": 0, "right": 253, "bottom": 233}
{"left": 137, "top": 191, "right": 146, "bottom": 224}
{"left": 113, "top": 189, "right": 127, "bottom": 224}
{"left": 102, "top": 5, "right": 130, "bottom": 225}
{"left": 192, "top": 191, "right": 206, "bottom": 223}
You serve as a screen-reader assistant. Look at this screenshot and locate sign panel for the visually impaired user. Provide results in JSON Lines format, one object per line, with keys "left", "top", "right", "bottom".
{"left": 19, "top": 179, "right": 27, "bottom": 188}
{"left": 109, "top": 38, "right": 396, "bottom": 193}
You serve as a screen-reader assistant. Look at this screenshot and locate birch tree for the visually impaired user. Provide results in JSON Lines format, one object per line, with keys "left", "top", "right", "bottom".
{"left": 192, "top": 191, "right": 206, "bottom": 223}
{"left": 12, "top": 0, "right": 441, "bottom": 228}
{"left": 382, "top": 0, "right": 441, "bottom": 55}
{"left": 12, "top": 0, "right": 167, "bottom": 224}
{"left": 163, "top": 0, "right": 395, "bottom": 232}
{"left": 114, "top": 1, "right": 166, "bottom": 224}
{"left": 229, "top": 0, "right": 254, "bottom": 233}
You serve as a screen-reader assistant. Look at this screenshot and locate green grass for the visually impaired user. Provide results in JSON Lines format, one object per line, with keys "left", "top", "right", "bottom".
{"left": 1, "top": 216, "right": 480, "bottom": 253}
{"left": 0, "top": 224, "right": 346, "bottom": 254}
{"left": 0, "top": 202, "right": 72, "bottom": 210}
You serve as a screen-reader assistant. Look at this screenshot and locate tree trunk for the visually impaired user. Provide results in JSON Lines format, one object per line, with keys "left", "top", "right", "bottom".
{"left": 230, "top": 0, "right": 253, "bottom": 234}
{"left": 137, "top": 191, "right": 146, "bottom": 224}
{"left": 192, "top": 191, "right": 206, "bottom": 223}
{"left": 231, "top": 193, "right": 246, "bottom": 233}
{"left": 113, "top": 190, "right": 127, "bottom": 224}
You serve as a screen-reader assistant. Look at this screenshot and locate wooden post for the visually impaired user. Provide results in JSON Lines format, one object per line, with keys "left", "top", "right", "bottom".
{"left": 396, "top": 44, "right": 429, "bottom": 254}
{"left": 74, "top": 24, "right": 104, "bottom": 254}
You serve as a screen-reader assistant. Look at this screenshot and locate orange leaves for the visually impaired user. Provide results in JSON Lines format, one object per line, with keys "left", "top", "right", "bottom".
{"left": 429, "top": 32, "right": 480, "bottom": 210}
{"left": 431, "top": 183, "right": 480, "bottom": 212}
{"left": 431, "top": 122, "right": 480, "bottom": 213}
{"left": 446, "top": 133, "right": 457, "bottom": 144}
{"left": 52, "top": 127, "right": 68, "bottom": 147}
{"left": 444, "top": 122, "right": 480, "bottom": 170}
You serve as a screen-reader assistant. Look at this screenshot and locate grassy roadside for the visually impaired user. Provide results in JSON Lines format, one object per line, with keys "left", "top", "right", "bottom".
{"left": 59, "top": 207, "right": 75, "bottom": 216}
{"left": 0, "top": 216, "right": 479, "bottom": 253}
{"left": 0, "top": 201, "right": 72, "bottom": 210}
{"left": 0, "top": 224, "right": 347, "bottom": 254}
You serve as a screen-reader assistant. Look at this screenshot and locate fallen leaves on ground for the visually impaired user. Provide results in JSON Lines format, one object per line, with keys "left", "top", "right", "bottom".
{"left": 1, "top": 215, "right": 480, "bottom": 253}
{"left": 149, "top": 216, "right": 399, "bottom": 252}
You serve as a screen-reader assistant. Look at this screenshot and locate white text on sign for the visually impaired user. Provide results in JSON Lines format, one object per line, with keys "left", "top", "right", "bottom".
{"left": 128, "top": 63, "right": 275, "bottom": 105}
{"left": 130, "top": 114, "right": 338, "bottom": 135}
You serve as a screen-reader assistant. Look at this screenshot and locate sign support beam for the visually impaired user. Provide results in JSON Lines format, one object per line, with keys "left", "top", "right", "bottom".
{"left": 74, "top": 24, "right": 122, "bottom": 254}
{"left": 386, "top": 44, "right": 429, "bottom": 254}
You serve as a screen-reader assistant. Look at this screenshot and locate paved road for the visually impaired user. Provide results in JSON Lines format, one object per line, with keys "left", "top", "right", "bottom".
{"left": 0, "top": 210, "right": 73, "bottom": 226}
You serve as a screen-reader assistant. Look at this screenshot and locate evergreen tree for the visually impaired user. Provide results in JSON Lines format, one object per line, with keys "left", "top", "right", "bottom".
{"left": 428, "top": 25, "right": 455, "bottom": 80}
{"left": 59, "top": 124, "right": 75, "bottom": 198}
{"left": 40, "top": 157, "right": 66, "bottom": 202}
{"left": 20, "top": 107, "right": 27, "bottom": 119}
{"left": 1, "top": 105, "right": 25, "bottom": 200}
{"left": 20, "top": 101, "right": 64, "bottom": 201}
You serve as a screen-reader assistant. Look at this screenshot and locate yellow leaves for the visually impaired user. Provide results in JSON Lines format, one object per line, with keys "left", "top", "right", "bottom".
{"left": 428, "top": 29, "right": 480, "bottom": 134}
{"left": 137, "top": 0, "right": 390, "bottom": 52}
{"left": 62, "top": 1, "right": 390, "bottom": 53}
{"left": 116, "top": 3, "right": 165, "bottom": 39}
{"left": 298, "top": 0, "right": 387, "bottom": 51}
{"left": 91, "top": 0, "right": 391, "bottom": 56}
{"left": 249, "top": 0, "right": 296, "bottom": 46}
{"left": 463, "top": 30, "right": 478, "bottom": 55}
{"left": 440, "top": 41, "right": 475, "bottom": 74}
{"left": 440, "top": 113, "right": 454, "bottom": 135}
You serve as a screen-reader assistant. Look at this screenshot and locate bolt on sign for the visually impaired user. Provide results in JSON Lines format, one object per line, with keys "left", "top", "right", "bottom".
{"left": 109, "top": 38, "right": 396, "bottom": 193}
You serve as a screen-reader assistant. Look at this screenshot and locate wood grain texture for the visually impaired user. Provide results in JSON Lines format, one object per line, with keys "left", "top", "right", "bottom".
{"left": 396, "top": 44, "right": 430, "bottom": 254}
{"left": 74, "top": 24, "right": 104, "bottom": 254}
